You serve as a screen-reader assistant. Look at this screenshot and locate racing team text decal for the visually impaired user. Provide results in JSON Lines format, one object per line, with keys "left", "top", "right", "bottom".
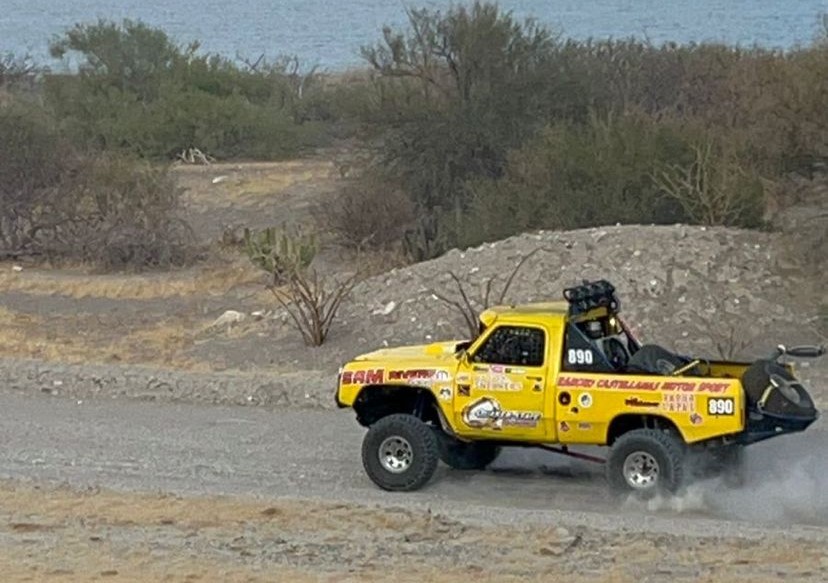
{"left": 558, "top": 375, "right": 731, "bottom": 393}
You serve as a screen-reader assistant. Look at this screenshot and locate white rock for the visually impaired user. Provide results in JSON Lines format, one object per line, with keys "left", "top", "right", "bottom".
{"left": 11, "top": 265, "right": 23, "bottom": 272}
{"left": 211, "top": 175, "right": 228, "bottom": 184}
{"left": 212, "top": 310, "right": 246, "bottom": 327}
{"left": 251, "top": 310, "right": 267, "bottom": 320}
{"left": 372, "top": 301, "right": 396, "bottom": 316}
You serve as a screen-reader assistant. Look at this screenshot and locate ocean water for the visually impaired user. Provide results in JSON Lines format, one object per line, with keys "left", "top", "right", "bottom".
{"left": 1, "top": 0, "right": 826, "bottom": 71}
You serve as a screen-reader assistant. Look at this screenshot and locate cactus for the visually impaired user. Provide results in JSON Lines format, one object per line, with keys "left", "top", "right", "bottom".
{"left": 243, "top": 226, "right": 318, "bottom": 284}
{"left": 402, "top": 214, "right": 448, "bottom": 262}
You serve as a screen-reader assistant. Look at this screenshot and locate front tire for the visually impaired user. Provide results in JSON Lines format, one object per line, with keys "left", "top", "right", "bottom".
{"left": 436, "top": 433, "right": 501, "bottom": 470}
{"left": 361, "top": 414, "right": 439, "bottom": 491}
{"left": 607, "top": 428, "right": 685, "bottom": 496}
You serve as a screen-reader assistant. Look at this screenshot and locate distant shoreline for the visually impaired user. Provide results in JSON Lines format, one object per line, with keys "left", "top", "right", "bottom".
{"left": 3, "top": 1, "right": 826, "bottom": 72}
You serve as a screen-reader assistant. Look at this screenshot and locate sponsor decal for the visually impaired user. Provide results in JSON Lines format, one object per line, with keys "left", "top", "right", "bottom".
{"left": 388, "top": 369, "right": 451, "bottom": 385}
{"left": 456, "top": 373, "right": 471, "bottom": 384}
{"left": 690, "top": 412, "right": 703, "bottom": 425}
{"left": 578, "top": 393, "right": 593, "bottom": 408}
{"left": 474, "top": 374, "right": 523, "bottom": 392}
{"left": 558, "top": 391, "right": 571, "bottom": 406}
{"left": 341, "top": 369, "right": 384, "bottom": 385}
{"left": 558, "top": 376, "right": 595, "bottom": 388}
{"left": 557, "top": 375, "right": 730, "bottom": 393}
{"left": 560, "top": 421, "right": 570, "bottom": 432}
{"left": 577, "top": 422, "right": 592, "bottom": 431}
{"left": 625, "top": 397, "right": 659, "bottom": 408}
{"left": 707, "top": 397, "right": 735, "bottom": 416}
{"left": 439, "top": 387, "right": 452, "bottom": 401}
{"left": 598, "top": 379, "right": 660, "bottom": 391}
{"left": 661, "top": 393, "right": 695, "bottom": 413}
{"left": 462, "top": 397, "right": 541, "bottom": 429}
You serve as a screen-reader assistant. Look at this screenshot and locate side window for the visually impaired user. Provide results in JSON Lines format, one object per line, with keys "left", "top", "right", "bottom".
{"left": 472, "top": 326, "right": 545, "bottom": 367}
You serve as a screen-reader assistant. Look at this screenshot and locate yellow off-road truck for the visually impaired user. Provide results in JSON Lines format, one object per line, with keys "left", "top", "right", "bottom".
{"left": 335, "top": 280, "right": 821, "bottom": 495}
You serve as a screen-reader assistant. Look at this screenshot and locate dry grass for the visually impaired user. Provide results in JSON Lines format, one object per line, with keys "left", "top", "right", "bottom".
{"left": 0, "top": 260, "right": 263, "bottom": 300}
{"left": 0, "top": 306, "right": 201, "bottom": 368}
{"left": 175, "top": 159, "right": 337, "bottom": 203}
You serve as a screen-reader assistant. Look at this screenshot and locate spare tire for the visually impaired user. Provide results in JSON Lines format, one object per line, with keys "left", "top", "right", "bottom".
{"left": 741, "top": 360, "right": 816, "bottom": 418}
{"left": 626, "top": 344, "right": 698, "bottom": 375}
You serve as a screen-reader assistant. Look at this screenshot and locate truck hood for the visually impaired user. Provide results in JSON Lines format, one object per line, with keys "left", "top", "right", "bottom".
{"left": 353, "top": 340, "right": 465, "bottom": 363}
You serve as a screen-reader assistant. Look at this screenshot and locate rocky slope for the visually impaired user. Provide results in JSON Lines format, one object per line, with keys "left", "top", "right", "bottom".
{"left": 3, "top": 223, "right": 823, "bottom": 408}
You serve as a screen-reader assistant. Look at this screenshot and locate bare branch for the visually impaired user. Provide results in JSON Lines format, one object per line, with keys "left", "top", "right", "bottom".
{"left": 428, "top": 248, "right": 543, "bottom": 337}
{"left": 272, "top": 269, "right": 361, "bottom": 346}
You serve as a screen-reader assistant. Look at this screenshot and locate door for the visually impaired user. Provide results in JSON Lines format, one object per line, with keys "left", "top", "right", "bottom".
{"left": 452, "top": 325, "right": 550, "bottom": 440}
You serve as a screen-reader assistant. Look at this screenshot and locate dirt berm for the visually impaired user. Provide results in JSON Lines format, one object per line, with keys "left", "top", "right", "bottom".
{"left": 1, "top": 223, "right": 824, "bottom": 408}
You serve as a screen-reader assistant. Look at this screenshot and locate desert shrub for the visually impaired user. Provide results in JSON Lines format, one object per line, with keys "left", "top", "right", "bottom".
{"left": 318, "top": 176, "right": 414, "bottom": 250}
{"left": 356, "top": 2, "right": 560, "bottom": 257}
{"left": 0, "top": 100, "right": 194, "bottom": 267}
{"left": 65, "top": 154, "right": 196, "bottom": 268}
{"left": 654, "top": 141, "right": 765, "bottom": 227}
{"left": 457, "top": 112, "right": 692, "bottom": 245}
{"left": 458, "top": 111, "right": 767, "bottom": 246}
{"left": 45, "top": 19, "right": 330, "bottom": 160}
{"left": 0, "top": 99, "right": 74, "bottom": 257}
{"left": 0, "top": 53, "right": 40, "bottom": 94}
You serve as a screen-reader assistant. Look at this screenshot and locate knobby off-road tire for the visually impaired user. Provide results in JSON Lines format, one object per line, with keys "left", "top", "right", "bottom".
{"left": 607, "top": 428, "right": 686, "bottom": 496}
{"left": 362, "top": 414, "right": 439, "bottom": 492}
{"left": 436, "top": 433, "right": 501, "bottom": 470}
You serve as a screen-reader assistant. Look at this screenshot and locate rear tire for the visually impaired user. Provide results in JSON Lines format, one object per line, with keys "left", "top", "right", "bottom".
{"left": 361, "top": 414, "right": 439, "bottom": 492}
{"left": 436, "top": 433, "right": 501, "bottom": 470}
{"left": 607, "top": 428, "right": 685, "bottom": 496}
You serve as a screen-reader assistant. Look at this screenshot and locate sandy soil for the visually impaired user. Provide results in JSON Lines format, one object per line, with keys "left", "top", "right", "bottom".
{"left": 1, "top": 480, "right": 826, "bottom": 583}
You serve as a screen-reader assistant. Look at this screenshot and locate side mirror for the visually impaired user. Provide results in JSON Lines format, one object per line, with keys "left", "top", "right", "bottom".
{"left": 458, "top": 350, "right": 471, "bottom": 365}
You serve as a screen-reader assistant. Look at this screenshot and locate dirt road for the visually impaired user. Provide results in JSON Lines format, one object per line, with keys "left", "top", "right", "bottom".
{"left": 1, "top": 391, "right": 827, "bottom": 581}
{"left": 1, "top": 390, "right": 827, "bottom": 530}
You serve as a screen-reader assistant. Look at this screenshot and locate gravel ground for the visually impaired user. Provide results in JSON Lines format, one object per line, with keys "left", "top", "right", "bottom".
{"left": 0, "top": 391, "right": 826, "bottom": 582}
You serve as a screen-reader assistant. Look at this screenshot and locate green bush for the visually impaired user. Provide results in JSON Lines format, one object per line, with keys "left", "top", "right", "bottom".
{"left": 458, "top": 111, "right": 766, "bottom": 247}
{"left": 45, "top": 19, "right": 331, "bottom": 160}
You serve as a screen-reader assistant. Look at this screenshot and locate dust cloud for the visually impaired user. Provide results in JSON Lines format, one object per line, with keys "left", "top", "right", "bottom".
{"left": 492, "top": 424, "right": 828, "bottom": 526}
{"left": 639, "top": 429, "right": 828, "bottom": 526}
